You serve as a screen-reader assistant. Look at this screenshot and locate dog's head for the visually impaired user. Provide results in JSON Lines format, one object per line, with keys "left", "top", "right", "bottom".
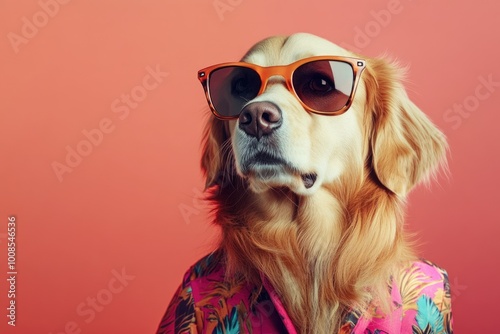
{"left": 200, "top": 32, "right": 446, "bottom": 199}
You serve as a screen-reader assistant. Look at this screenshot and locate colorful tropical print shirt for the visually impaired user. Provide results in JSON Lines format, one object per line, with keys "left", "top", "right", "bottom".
{"left": 157, "top": 252, "right": 453, "bottom": 334}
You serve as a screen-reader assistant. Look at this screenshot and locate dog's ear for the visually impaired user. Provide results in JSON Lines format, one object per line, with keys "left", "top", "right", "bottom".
{"left": 364, "top": 58, "right": 447, "bottom": 197}
{"left": 201, "top": 116, "right": 229, "bottom": 189}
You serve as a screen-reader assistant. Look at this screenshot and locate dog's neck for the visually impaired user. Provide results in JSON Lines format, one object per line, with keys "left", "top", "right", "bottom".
{"left": 213, "top": 173, "right": 414, "bottom": 333}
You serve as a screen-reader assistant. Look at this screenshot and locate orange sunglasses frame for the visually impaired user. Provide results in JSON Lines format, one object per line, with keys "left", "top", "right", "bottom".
{"left": 198, "top": 56, "right": 366, "bottom": 120}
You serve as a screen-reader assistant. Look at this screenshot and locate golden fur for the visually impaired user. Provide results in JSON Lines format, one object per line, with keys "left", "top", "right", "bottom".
{"left": 200, "top": 33, "right": 447, "bottom": 333}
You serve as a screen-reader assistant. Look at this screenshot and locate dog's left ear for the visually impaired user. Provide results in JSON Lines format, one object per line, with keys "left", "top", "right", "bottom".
{"left": 364, "top": 58, "right": 447, "bottom": 197}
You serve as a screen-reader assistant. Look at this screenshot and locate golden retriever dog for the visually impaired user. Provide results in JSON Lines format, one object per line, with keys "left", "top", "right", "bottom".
{"left": 157, "top": 33, "right": 452, "bottom": 334}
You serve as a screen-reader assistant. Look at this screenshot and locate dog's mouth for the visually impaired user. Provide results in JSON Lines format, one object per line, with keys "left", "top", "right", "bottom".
{"left": 301, "top": 173, "right": 317, "bottom": 189}
{"left": 241, "top": 152, "right": 318, "bottom": 192}
{"left": 252, "top": 152, "right": 286, "bottom": 166}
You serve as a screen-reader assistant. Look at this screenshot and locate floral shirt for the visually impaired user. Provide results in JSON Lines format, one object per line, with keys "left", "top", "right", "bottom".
{"left": 157, "top": 252, "right": 453, "bottom": 333}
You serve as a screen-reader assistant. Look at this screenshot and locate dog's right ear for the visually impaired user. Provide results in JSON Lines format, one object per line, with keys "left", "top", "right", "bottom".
{"left": 363, "top": 58, "right": 448, "bottom": 197}
{"left": 201, "top": 116, "right": 229, "bottom": 189}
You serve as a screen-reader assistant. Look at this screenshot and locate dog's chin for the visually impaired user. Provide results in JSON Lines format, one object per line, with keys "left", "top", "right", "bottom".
{"left": 243, "top": 165, "right": 320, "bottom": 196}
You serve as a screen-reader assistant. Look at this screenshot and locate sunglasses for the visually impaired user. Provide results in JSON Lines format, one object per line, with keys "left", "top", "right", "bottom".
{"left": 198, "top": 56, "right": 366, "bottom": 120}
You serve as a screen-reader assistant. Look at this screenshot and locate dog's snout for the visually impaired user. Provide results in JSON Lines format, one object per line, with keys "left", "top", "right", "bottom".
{"left": 238, "top": 101, "right": 282, "bottom": 139}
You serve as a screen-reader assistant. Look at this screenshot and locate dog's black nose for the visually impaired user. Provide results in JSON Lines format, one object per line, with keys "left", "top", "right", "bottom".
{"left": 238, "top": 101, "right": 282, "bottom": 139}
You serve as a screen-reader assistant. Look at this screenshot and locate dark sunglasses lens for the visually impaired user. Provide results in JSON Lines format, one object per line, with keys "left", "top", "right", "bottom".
{"left": 292, "top": 60, "right": 354, "bottom": 113}
{"left": 208, "top": 66, "right": 261, "bottom": 117}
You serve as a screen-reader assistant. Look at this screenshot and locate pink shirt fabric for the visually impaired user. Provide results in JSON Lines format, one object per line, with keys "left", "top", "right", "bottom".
{"left": 157, "top": 251, "right": 453, "bottom": 333}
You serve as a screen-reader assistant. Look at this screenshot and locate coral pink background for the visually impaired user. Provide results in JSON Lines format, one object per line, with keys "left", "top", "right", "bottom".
{"left": 0, "top": 0, "right": 498, "bottom": 332}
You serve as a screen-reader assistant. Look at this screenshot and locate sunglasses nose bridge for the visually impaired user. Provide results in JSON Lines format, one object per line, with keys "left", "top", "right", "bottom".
{"left": 258, "top": 66, "right": 292, "bottom": 95}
